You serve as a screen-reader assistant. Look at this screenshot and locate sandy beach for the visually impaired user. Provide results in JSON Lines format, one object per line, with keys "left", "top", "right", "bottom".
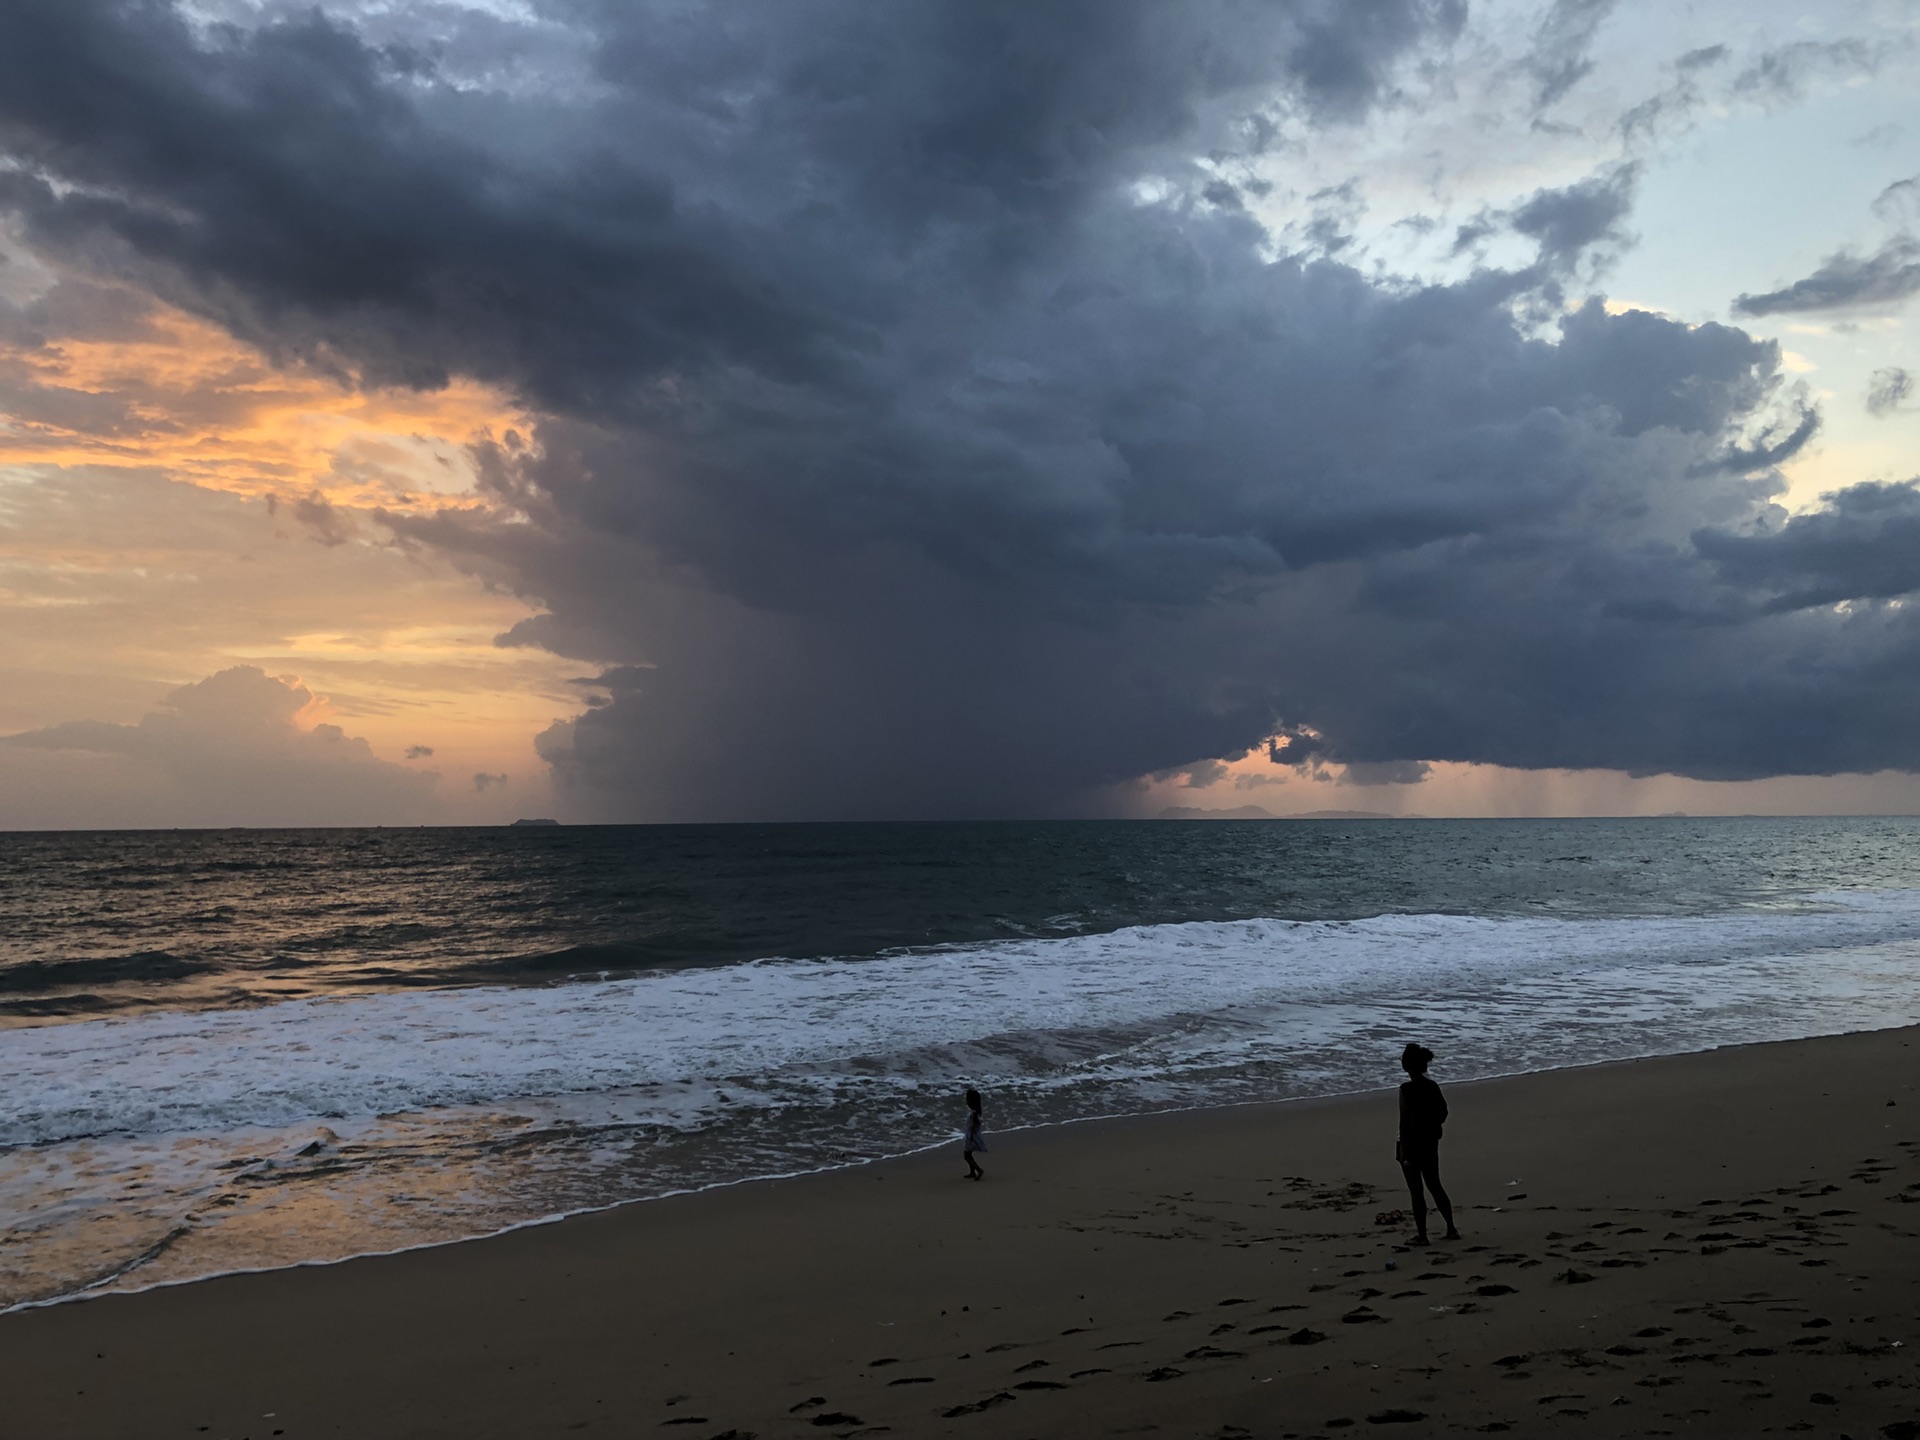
{"left": 5, "top": 1026, "right": 1916, "bottom": 1440}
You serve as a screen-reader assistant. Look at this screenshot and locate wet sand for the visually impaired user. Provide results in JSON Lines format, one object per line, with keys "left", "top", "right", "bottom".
{"left": 5, "top": 1026, "right": 1918, "bottom": 1439}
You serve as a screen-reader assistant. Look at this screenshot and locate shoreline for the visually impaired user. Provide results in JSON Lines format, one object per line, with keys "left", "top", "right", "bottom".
{"left": 14, "top": 1019, "right": 1915, "bottom": 1319}
{"left": 5, "top": 1025, "right": 1916, "bottom": 1438}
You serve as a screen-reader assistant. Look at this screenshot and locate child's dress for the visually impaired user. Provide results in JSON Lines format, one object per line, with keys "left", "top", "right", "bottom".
{"left": 964, "top": 1111, "right": 988, "bottom": 1153}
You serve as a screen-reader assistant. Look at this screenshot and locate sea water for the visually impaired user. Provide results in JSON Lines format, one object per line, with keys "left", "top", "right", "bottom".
{"left": 3, "top": 817, "right": 1918, "bottom": 1308}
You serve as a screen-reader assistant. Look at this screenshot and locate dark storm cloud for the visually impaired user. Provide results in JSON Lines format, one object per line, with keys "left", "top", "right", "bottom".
{"left": 4, "top": 0, "right": 1919, "bottom": 817}
{"left": 1734, "top": 237, "right": 1920, "bottom": 317}
{"left": 1690, "top": 397, "right": 1819, "bottom": 476}
{"left": 1693, "top": 481, "right": 1920, "bottom": 614}
{"left": 0, "top": 0, "right": 1458, "bottom": 408}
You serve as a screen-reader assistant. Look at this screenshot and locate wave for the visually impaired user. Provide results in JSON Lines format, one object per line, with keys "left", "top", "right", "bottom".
{"left": 0, "top": 950, "right": 213, "bottom": 994}
{"left": 5, "top": 888, "right": 1919, "bottom": 1150}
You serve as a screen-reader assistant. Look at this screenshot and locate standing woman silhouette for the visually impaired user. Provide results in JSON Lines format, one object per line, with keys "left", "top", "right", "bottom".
{"left": 1397, "top": 1043, "right": 1459, "bottom": 1245}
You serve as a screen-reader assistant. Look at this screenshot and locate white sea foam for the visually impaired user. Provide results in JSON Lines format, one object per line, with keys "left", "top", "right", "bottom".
{"left": 7, "top": 888, "right": 1920, "bottom": 1149}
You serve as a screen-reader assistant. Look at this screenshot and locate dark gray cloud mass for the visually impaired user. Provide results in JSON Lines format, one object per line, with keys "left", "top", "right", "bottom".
{"left": 2, "top": 0, "right": 1918, "bottom": 818}
{"left": 1734, "top": 237, "right": 1920, "bottom": 317}
{"left": 1693, "top": 482, "right": 1920, "bottom": 613}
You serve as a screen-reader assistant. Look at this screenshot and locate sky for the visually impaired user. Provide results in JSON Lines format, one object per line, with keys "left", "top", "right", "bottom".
{"left": 0, "top": 0, "right": 1917, "bottom": 826}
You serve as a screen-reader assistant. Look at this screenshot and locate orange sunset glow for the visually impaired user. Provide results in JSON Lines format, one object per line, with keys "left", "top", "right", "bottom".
{"left": 0, "top": 280, "right": 581, "bottom": 826}
{"left": 0, "top": 289, "right": 530, "bottom": 507}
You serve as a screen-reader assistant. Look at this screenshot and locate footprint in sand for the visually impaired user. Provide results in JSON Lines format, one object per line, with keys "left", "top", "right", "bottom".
{"left": 885, "top": 1377, "right": 934, "bottom": 1387}
{"left": 941, "top": 1393, "right": 1015, "bottom": 1417}
{"left": 789, "top": 1397, "right": 826, "bottom": 1413}
{"left": 1068, "top": 1369, "right": 1110, "bottom": 1379}
{"left": 1012, "top": 1360, "right": 1049, "bottom": 1373}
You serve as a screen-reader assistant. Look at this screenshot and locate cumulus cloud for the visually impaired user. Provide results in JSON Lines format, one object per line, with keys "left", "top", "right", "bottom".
{"left": 3, "top": 1, "right": 1919, "bottom": 819}
{"left": 0, "top": 667, "right": 439, "bottom": 827}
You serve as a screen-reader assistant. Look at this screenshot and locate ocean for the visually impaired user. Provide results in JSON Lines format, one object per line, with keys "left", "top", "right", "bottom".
{"left": 3, "top": 816, "right": 1919, "bottom": 1310}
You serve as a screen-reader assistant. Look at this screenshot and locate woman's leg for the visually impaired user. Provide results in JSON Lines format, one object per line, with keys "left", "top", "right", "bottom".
{"left": 1420, "top": 1155, "right": 1458, "bottom": 1239}
{"left": 1400, "top": 1159, "right": 1429, "bottom": 1240}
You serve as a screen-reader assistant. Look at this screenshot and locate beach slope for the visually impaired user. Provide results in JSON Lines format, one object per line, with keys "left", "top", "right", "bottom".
{"left": 5, "top": 1027, "right": 1917, "bottom": 1439}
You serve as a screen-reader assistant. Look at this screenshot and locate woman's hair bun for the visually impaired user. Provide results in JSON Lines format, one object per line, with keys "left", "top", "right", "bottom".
{"left": 1402, "top": 1042, "right": 1435, "bottom": 1067}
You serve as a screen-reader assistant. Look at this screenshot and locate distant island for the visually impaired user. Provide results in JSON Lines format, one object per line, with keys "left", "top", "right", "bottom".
{"left": 1157, "top": 806, "right": 1412, "bottom": 820}
{"left": 510, "top": 817, "right": 562, "bottom": 827}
